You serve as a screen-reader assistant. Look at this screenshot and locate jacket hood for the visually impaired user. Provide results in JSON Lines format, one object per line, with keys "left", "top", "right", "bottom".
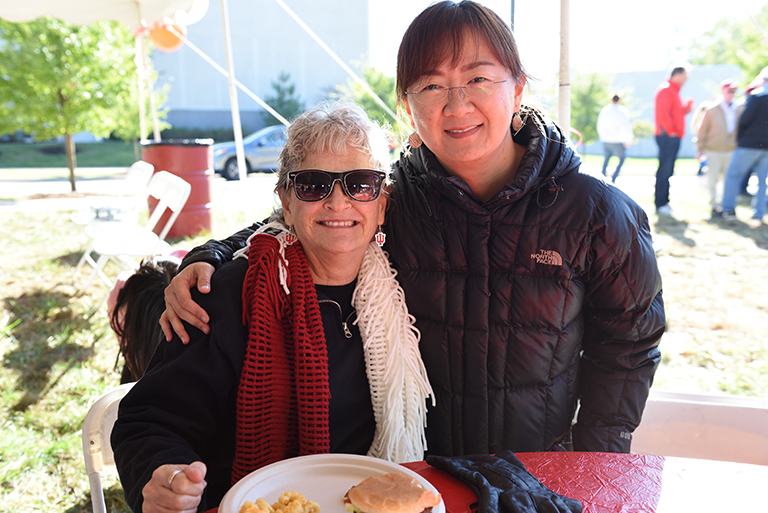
{"left": 395, "top": 106, "right": 582, "bottom": 204}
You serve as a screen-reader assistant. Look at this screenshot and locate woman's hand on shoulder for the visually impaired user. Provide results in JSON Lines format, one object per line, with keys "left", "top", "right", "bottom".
{"left": 142, "top": 461, "right": 207, "bottom": 513}
{"left": 160, "top": 262, "right": 216, "bottom": 344}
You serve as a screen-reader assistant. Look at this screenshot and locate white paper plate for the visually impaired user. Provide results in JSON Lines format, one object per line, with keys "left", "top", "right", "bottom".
{"left": 219, "top": 454, "right": 445, "bottom": 513}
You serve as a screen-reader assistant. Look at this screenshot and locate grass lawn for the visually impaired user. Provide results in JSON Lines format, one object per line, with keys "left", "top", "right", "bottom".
{"left": 0, "top": 140, "right": 138, "bottom": 170}
{"left": 0, "top": 207, "right": 249, "bottom": 513}
{"left": 1, "top": 163, "right": 767, "bottom": 512}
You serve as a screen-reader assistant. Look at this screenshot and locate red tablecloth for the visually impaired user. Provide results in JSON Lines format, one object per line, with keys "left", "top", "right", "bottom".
{"left": 404, "top": 452, "right": 768, "bottom": 512}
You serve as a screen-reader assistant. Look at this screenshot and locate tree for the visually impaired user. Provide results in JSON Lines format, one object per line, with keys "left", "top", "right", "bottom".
{"left": 569, "top": 71, "right": 612, "bottom": 146}
{"left": 0, "top": 17, "right": 152, "bottom": 191}
{"left": 689, "top": 5, "right": 768, "bottom": 81}
{"left": 333, "top": 66, "right": 398, "bottom": 128}
{"left": 261, "top": 71, "right": 306, "bottom": 126}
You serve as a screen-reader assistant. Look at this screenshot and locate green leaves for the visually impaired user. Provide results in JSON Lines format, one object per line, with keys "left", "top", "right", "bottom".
{"left": 570, "top": 71, "right": 613, "bottom": 145}
{"left": 0, "top": 17, "right": 154, "bottom": 141}
{"left": 333, "top": 65, "right": 399, "bottom": 135}
{"left": 689, "top": 5, "right": 768, "bottom": 83}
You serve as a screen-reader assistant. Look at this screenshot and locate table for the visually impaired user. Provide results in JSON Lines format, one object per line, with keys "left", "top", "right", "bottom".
{"left": 403, "top": 452, "right": 768, "bottom": 512}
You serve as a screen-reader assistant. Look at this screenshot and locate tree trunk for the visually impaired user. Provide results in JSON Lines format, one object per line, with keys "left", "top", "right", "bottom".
{"left": 133, "top": 139, "right": 140, "bottom": 161}
{"left": 65, "top": 133, "right": 77, "bottom": 192}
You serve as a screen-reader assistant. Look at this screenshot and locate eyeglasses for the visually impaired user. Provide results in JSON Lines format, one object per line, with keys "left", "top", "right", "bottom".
{"left": 405, "top": 76, "right": 514, "bottom": 105}
{"left": 288, "top": 169, "right": 387, "bottom": 202}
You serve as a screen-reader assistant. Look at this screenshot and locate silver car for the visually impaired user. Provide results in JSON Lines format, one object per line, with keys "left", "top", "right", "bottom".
{"left": 212, "top": 125, "right": 287, "bottom": 180}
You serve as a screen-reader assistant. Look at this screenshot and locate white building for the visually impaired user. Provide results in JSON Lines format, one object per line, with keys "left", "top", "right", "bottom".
{"left": 151, "top": 0, "right": 369, "bottom": 132}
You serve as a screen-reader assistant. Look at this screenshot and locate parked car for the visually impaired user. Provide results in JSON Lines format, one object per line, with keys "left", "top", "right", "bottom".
{"left": 212, "top": 125, "right": 287, "bottom": 180}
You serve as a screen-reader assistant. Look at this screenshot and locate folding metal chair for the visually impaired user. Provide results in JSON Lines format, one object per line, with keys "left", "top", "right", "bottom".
{"left": 71, "top": 160, "right": 155, "bottom": 226}
{"left": 79, "top": 171, "right": 191, "bottom": 291}
{"left": 82, "top": 382, "right": 135, "bottom": 513}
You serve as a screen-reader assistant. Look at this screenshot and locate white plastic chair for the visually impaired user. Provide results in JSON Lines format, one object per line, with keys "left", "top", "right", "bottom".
{"left": 79, "top": 171, "right": 192, "bottom": 291}
{"left": 632, "top": 389, "right": 768, "bottom": 465}
{"left": 71, "top": 161, "right": 155, "bottom": 226}
{"left": 82, "top": 382, "right": 135, "bottom": 513}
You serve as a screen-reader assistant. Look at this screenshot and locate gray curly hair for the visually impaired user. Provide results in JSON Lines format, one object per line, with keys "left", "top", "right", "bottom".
{"left": 273, "top": 101, "right": 393, "bottom": 195}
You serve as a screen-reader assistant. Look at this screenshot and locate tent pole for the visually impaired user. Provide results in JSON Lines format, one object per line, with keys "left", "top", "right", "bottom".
{"left": 141, "top": 34, "right": 162, "bottom": 142}
{"left": 219, "top": 0, "right": 247, "bottom": 181}
{"left": 135, "top": 35, "right": 149, "bottom": 143}
{"left": 558, "top": 0, "right": 571, "bottom": 138}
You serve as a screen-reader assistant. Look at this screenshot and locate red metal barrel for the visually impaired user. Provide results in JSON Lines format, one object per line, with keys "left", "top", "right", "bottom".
{"left": 141, "top": 139, "right": 214, "bottom": 239}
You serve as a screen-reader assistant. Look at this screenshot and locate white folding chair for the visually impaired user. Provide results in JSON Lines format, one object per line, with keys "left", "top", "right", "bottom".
{"left": 74, "top": 161, "right": 156, "bottom": 275}
{"left": 71, "top": 161, "right": 155, "bottom": 226}
{"left": 82, "top": 382, "right": 136, "bottom": 513}
{"left": 79, "top": 171, "right": 192, "bottom": 291}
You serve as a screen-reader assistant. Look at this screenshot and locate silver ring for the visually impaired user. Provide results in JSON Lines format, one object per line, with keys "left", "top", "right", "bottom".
{"left": 167, "top": 469, "right": 183, "bottom": 489}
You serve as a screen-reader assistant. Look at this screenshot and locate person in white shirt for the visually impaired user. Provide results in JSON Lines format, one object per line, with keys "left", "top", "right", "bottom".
{"left": 696, "top": 79, "right": 739, "bottom": 214}
{"left": 597, "top": 94, "right": 633, "bottom": 183}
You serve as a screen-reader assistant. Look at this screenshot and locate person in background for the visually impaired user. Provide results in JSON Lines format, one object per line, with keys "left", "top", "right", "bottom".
{"left": 654, "top": 65, "right": 694, "bottom": 215}
{"left": 720, "top": 67, "right": 768, "bottom": 222}
{"left": 696, "top": 79, "right": 739, "bottom": 217}
{"left": 736, "top": 82, "right": 762, "bottom": 197}
{"left": 597, "top": 93, "right": 633, "bottom": 183}
{"left": 108, "top": 254, "right": 183, "bottom": 383}
{"left": 112, "top": 102, "right": 434, "bottom": 513}
{"left": 161, "top": 0, "right": 664, "bottom": 458}
{"left": 690, "top": 100, "right": 710, "bottom": 177}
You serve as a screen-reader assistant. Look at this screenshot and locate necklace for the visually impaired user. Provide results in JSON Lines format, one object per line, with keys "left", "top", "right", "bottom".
{"left": 318, "top": 299, "right": 356, "bottom": 339}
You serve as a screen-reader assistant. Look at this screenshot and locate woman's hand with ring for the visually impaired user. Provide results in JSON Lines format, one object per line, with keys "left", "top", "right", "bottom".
{"left": 142, "top": 461, "right": 208, "bottom": 513}
{"left": 167, "top": 468, "right": 184, "bottom": 488}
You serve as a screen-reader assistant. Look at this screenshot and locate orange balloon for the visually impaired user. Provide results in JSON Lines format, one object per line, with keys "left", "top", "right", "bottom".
{"left": 149, "top": 22, "right": 186, "bottom": 53}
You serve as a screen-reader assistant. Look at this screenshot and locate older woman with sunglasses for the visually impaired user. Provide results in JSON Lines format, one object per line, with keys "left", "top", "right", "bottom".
{"left": 112, "top": 102, "right": 433, "bottom": 513}
{"left": 161, "top": 1, "right": 664, "bottom": 462}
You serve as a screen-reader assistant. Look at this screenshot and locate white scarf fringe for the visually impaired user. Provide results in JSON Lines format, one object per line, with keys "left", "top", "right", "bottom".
{"left": 234, "top": 221, "right": 291, "bottom": 296}
{"left": 355, "top": 242, "right": 435, "bottom": 463}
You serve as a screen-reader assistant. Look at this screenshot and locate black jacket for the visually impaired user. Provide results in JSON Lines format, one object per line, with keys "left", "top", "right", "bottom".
{"left": 179, "top": 109, "right": 664, "bottom": 456}
{"left": 737, "top": 90, "right": 768, "bottom": 149}
{"left": 112, "top": 259, "right": 374, "bottom": 512}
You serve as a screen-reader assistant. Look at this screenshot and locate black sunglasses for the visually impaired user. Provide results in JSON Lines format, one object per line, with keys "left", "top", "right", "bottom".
{"left": 288, "top": 169, "right": 387, "bottom": 202}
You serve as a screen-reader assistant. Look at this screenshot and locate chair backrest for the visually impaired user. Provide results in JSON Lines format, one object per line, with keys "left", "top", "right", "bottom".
{"left": 70, "top": 161, "right": 156, "bottom": 226}
{"left": 143, "top": 171, "right": 192, "bottom": 241}
{"left": 124, "top": 160, "right": 155, "bottom": 196}
{"left": 632, "top": 390, "right": 768, "bottom": 465}
{"left": 82, "top": 382, "right": 135, "bottom": 513}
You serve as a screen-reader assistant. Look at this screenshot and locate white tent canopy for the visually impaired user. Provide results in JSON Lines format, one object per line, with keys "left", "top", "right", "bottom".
{"left": 0, "top": 0, "right": 206, "bottom": 28}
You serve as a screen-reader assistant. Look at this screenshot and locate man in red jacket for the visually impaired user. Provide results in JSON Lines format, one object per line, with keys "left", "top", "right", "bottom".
{"left": 654, "top": 65, "right": 694, "bottom": 215}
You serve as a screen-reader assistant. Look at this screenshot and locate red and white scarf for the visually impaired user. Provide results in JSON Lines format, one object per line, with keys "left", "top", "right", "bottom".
{"left": 231, "top": 222, "right": 434, "bottom": 484}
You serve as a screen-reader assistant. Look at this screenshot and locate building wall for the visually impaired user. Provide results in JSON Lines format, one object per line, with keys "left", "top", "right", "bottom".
{"left": 581, "top": 64, "right": 744, "bottom": 159}
{"left": 151, "top": 0, "right": 369, "bottom": 133}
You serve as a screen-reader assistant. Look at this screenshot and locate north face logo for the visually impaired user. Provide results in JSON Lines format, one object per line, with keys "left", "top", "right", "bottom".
{"left": 531, "top": 249, "right": 563, "bottom": 266}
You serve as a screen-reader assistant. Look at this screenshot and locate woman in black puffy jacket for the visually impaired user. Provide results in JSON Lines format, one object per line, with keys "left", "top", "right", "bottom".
{"left": 160, "top": 1, "right": 665, "bottom": 457}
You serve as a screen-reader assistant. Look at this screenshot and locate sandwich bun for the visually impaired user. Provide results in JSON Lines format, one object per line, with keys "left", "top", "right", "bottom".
{"left": 344, "top": 472, "right": 441, "bottom": 513}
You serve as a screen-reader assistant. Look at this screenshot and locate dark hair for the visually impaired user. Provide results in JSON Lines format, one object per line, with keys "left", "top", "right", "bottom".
{"left": 396, "top": 0, "right": 527, "bottom": 100}
{"left": 110, "top": 257, "right": 179, "bottom": 383}
{"left": 670, "top": 66, "right": 688, "bottom": 79}
{"left": 612, "top": 94, "right": 621, "bottom": 103}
